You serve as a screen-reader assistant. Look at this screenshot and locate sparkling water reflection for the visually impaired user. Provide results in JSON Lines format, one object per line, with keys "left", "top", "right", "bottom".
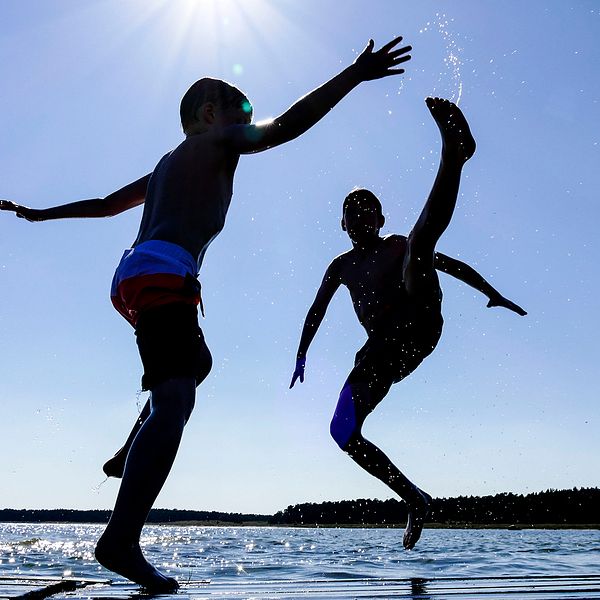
{"left": 0, "top": 524, "right": 598, "bottom": 584}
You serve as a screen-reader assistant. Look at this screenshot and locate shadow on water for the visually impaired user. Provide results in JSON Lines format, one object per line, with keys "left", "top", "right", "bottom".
{"left": 410, "top": 576, "right": 431, "bottom": 598}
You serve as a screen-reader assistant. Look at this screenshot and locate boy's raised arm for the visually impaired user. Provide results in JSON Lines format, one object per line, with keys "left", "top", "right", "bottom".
{"left": 290, "top": 260, "right": 342, "bottom": 388}
{"left": 0, "top": 174, "right": 151, "bottom": 222}
{"left": 434, "top": 252, "right": 527, "bottom": 316}
{"left": 225, "top": 37, "right": 411, "bottom": 155}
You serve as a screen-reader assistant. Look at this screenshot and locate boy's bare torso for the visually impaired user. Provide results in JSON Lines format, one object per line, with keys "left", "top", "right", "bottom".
{"left": 134, "top": 133, "right": 239, "bottom": 269}
{"left": 334, "top": 234, "right": 423, "bottom": 334}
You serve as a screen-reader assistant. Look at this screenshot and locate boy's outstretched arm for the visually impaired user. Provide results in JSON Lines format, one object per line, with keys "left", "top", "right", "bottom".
{"left": 0, "top": 174, "right": 151, "bottom": 222}
{"left": 225, "top": 37, "right": 411, "bottom": 155}
{"left": 290, "top": 260, "right": 342, "bottom": 388}
{"left": 434, "top": 252, "right": 527, "bottom": 316}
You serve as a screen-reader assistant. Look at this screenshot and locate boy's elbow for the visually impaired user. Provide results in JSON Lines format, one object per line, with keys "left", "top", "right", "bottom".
{"left": 259, "top": 118, "right": 302, "bottom": 150}
{"left": 104, "top": 196, "right": 141, "bottom": 217}
{"left": 100, "top": 199, "right": 118, "bottom": 217}
{"left": 101, "top": 199, "right": 126, "bottom": 217}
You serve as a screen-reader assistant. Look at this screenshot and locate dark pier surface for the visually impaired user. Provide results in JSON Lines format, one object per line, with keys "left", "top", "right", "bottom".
{"left": 3, "top": 574, "right": 600, "bottom": 599}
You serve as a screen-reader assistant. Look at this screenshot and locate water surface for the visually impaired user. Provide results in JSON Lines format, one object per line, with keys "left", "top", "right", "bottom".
{"left": 1, "top": 524, "right": 598, "bottom": 584}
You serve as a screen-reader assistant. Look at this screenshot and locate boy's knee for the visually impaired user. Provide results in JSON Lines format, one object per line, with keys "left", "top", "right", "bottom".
{"left": 330, "top": 384, "right": 359, "bottom": 450}
{"left": 151, "top": 377, "right": 196, "bottom": 424}
{"left": 330, "top": 416, "right": 359, "bottom": 450}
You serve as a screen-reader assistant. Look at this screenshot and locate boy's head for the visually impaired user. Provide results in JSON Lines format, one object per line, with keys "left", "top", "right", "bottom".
{"left": 342, "top": 188, "right": 385, "bottom": 242}
{"left": 180, "top": 78, "right": 252, "bottom": 135}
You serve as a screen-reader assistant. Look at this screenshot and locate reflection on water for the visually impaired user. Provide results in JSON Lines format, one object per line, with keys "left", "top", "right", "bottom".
{"left": 0, "top": 524, "right": 598, "bottom": 584}
{"left": 411, "top": 577, "right": 430, "bottom": 598}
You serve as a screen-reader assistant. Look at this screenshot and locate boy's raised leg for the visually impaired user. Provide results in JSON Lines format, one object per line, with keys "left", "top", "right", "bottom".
{"left": 95, "top": 378, "right": 195, "bottom": 592}
{"left": 399, "top": 98, "right": 475, "bottom": 547}
{"left": 403, "top": 98, "right": 475, "bottom": 297}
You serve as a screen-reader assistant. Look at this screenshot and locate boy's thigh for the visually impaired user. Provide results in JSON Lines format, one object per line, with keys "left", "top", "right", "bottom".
{"left": 134, "top": 303, "right": 212, "bottom": 391}
{"left": 404, "top": 252, "right": 444, "bottom": 304}
{"left": 345, "top": 341, "right": 403, "bottom": 421}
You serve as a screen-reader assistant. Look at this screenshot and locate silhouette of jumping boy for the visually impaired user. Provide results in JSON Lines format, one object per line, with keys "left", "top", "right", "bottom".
{"left": 289, "top": 98, "right": 526, "bottom": 550}
{"left": 0, "top": 38, "right": 411, "bottom": 591}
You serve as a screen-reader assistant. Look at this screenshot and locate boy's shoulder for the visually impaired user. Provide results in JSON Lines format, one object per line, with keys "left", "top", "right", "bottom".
{"left": 321, "top": 250, "right": 353, "bottom": 283}
{"left": 328, "top": 235, "right": 407, "bottom": 272}
{"left": 382, "top": 233, "right": 407, "bottom": 245}
{"left": 174, "top": 130, "right": 236, "bottom": 157}
{"left": 330, "top": 248, "right": 354, "bottom": 268}
{"left": 381, "top": 233, "right": 408, "bottom": 257}
{"left": 331, "top": 235, "right": 406, "bottom": 263}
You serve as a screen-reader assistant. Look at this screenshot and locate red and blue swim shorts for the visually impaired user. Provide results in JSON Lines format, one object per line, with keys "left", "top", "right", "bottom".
{"left": 111, "top": 240, "right": 211, "bottom": 390}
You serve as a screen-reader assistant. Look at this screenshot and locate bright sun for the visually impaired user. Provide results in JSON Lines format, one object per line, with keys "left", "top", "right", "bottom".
{"left": 127, "top": 0, "right": 284, "bottom": 78}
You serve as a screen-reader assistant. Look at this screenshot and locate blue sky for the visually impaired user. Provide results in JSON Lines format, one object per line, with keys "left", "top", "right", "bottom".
{"left": 0, "top": 0, "right": 598, "bottom": 514}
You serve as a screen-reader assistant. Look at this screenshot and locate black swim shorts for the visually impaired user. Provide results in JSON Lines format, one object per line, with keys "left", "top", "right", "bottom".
{"left": 349, "top": 310, "right": 443, "bottom": 387}
{"left": 134, "top": 303, "right": 212, "bottom": 391}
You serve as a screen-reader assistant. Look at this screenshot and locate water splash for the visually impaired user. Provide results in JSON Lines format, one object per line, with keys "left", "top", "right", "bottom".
{"left": 396, "top": 78, "right": 405, "bottom": 99}
{"left": 91, "top": 476, "right": 110, "bottom": 494}
{"left": 420, "top": 13, "right": 464, "bottom": 104}
{"left": 135, "top": 389, "right": 148, "bottom": 413}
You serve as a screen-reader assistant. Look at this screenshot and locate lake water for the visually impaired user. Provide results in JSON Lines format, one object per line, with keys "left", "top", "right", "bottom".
{"left": 0, "top": 524, "right": 598, "bottom": 585}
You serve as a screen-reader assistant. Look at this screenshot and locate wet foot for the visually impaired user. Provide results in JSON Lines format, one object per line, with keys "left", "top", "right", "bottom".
{"left": 403, "top": 488, "right": 432, "bottom": 550}
{"left": 426, "top": 97, "right": 476, "bottom": 162}
{"left": 95, "top": 534, "right": 179, "bottom": 593}
{"left": 102, "top": 447, "right": 128, "bottom": 479}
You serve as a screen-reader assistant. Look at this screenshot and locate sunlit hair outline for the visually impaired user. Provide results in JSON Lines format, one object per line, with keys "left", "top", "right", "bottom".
{"left": 343, "top": 187, "right": 384, "bottom": 219}
{"left": 180, "top": 77, "right": 252, "bottom": 134}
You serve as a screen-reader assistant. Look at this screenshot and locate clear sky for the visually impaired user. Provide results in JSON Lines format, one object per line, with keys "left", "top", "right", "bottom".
{"left": 0, "top": 0, "right": 598, "bottom": 515}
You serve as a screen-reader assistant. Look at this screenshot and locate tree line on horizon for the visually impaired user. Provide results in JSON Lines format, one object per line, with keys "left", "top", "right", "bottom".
{"left": 271, "top": 487, "right": 600, "bottom": 526}
{"left": 1, "top": 488, "right": 598, "bottom": 526}
{"left": 0, "top": 508, "right": 268, "bottom": 524}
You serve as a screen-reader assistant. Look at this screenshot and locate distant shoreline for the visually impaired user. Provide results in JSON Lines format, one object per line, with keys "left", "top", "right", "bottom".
{"left": 157, "top": 521, "right": 600, "bottom": 530}
{"left": 3, "top": 487, "right": 598, "bottom": 529}
{"left": 1, "top": 519, "right": 599, "bottom": 530}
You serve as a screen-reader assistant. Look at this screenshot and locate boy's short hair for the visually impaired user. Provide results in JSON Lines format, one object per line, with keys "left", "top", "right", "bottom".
{"left": 343, "top": 188, "right": 384, "bottom": 218}
{"left": 180, "top": 78, "right": 251, "bottom": 134}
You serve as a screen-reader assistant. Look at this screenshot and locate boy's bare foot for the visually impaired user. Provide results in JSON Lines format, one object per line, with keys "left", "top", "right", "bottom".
{"left": 103, "top": 447, "right": 127, "bottom": 479}
{"left": 403, "top": 488, "right": 432, "bottom": 550}
{"left": 95, "top": 534, "right": 179, "bottom": 593}
{"left": 426, "top": 97, "right": 476, "bottom": 162}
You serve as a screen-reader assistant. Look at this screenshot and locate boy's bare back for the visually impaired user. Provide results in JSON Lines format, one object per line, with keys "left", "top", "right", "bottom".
{"left": 133, "top": 132, "right": 241, "bottom": 267}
